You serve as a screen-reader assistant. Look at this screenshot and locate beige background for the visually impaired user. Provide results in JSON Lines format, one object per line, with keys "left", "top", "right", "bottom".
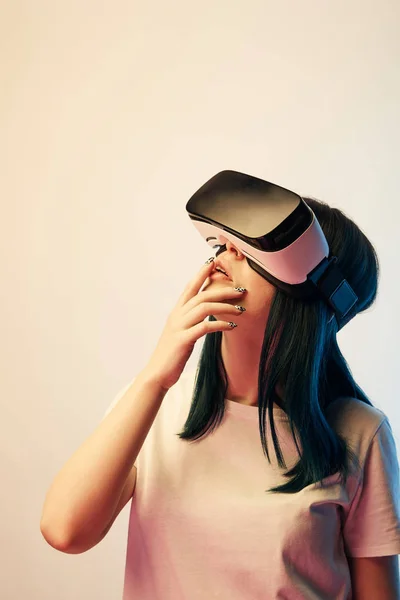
{"left": 1, "top": 1, "right": 399, "bottom": 598}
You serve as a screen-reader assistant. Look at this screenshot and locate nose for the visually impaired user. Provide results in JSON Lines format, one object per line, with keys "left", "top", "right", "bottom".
{"left": 225, "top": 240, "right": 243, "bottom": 258}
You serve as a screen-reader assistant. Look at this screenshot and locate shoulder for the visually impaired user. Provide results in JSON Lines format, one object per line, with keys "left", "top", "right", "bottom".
{"left": 326, "top": 395, "right": 387, "bottom": 432}
{"left": 325, "top": 396, "right": 390, "bottom": 463}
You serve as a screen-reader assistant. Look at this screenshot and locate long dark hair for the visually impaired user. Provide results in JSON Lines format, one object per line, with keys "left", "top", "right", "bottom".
{"left": 176, "top": 197, "right": 380, "bottom": 494}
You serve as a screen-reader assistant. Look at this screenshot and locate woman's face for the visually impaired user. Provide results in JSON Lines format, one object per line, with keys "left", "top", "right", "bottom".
{"left": 202, "top": 242, "right": 277, "bottom": 327}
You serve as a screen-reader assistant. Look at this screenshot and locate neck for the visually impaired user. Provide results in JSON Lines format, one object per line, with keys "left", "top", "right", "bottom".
{"left": 220, "top": 329, "right": 285, "bottom": 408}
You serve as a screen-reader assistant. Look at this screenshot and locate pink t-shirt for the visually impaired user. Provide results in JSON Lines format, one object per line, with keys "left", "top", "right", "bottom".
{"left": 104, "top": 369, "right": 400, "bottom": 599}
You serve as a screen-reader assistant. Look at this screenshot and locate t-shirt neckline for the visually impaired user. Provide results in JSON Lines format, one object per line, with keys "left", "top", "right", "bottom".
{"left": 225, "top": 398, "right": 288, "bottom": 421}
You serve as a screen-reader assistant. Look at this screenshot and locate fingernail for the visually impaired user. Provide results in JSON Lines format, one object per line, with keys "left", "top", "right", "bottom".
{"left": 204, "top": 257, "right": 215, "bottom": 264}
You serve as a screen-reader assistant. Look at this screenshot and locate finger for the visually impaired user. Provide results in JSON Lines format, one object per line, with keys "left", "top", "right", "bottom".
{"left": 178, "top": 258, "right": 215, "bottom": 307}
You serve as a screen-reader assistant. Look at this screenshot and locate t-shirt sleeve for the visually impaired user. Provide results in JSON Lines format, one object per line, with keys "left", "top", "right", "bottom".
{"left": 343, "top": 417, "right": 400, "bottom": 557}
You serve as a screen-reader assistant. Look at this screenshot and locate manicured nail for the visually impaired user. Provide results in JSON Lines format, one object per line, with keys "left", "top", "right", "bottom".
{"left": 204, "top": 257, "right": 215, "bottom": 264}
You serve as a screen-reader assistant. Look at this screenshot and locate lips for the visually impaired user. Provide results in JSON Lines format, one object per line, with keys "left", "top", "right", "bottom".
{"left": 213, "top": 260, "right": 232, "bottom": 280}
{"left": 212, "top": 268, "right": 232, "bottom": 281}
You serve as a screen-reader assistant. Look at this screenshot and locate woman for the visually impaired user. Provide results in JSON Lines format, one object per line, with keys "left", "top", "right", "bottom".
{"left": 41, "top": 196, "right": 400, "bottom": 598}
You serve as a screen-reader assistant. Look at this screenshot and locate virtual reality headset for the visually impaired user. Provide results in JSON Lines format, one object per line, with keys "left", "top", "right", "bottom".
{"left": 186, "top": 170, "right": 358, "bottom": 332}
